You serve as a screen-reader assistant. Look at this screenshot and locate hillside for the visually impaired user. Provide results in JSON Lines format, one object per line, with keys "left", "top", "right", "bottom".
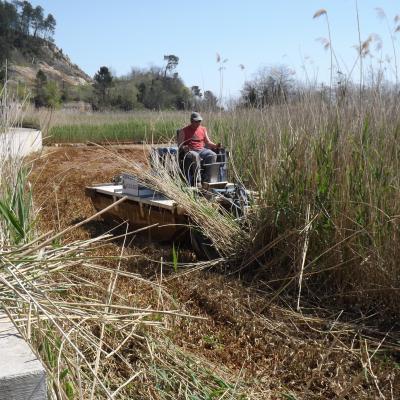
{"left": 7, "top": 42, "right": 92, "bottom": 87}
{"left": 0, "top": 0, "right": 209, "bottom": 110}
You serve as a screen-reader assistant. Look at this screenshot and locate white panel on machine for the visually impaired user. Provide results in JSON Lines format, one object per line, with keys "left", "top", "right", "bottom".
{"left": 121, "top": 173, "right": 154, "bottom": 197}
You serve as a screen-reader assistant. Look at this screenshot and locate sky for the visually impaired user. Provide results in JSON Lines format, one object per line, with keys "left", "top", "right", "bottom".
{"left": 28, "top": 0, "right": 400, "bottom": 99}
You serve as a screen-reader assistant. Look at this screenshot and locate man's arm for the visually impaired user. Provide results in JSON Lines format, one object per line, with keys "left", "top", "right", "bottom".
{"left": 204, "top": 129, "right": 219, "bottom": 150}
{"left": 177, "top": 129, "right": 190, "bottom": 151}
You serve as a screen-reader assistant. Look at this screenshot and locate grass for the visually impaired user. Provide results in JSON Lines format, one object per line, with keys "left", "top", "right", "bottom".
{"left": 47, "top": 120, "right": 178, "bottom": 144}
{"left": 0, "top": 166, "right": 34, "bottom": 244}
{"left": 24, "top": 108, "right": 188, "bottom": 144}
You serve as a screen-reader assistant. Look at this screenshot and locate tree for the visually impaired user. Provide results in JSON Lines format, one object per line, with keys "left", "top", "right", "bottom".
{"left": 11, "top": 0, "right": 55, "bottom": 39}
{"left": 240, "top": 65, "right": 296, "bottom": 107}
{"left": 92, "top": 61, "right": 192, "bottom": 111}
{"left": 32, "top": 70, "right": 61, "bottom": 108}
{"left": 31, "top": 5, "right": 43, "bottom": 37}
{"left": 137, "top": 81, "right": 147, "bottom": 104}
{"left": 191, "top": 86, "right": 202, "bottom": 98}
{"left": 34, "top": 69, "right": 47, "bottom": 107}
{"left": 42, "top": 13, "right": 55, "bottom": 40}
{"left": 203, "top": 90, "right": 219, "bottom": 110}
{"left": 163, "top": 54, "right": 179, "bottom": 77}
{"left": 45, "top": 80, "right": 61, "bottom": 108}
{"left": 0, "top": 0, "right": 57, "bottom": 72}
{"left": 145, "top": 78, "right": 167, "bottom": 109}
{"left": 19, "top": 1, "right": 33, "bottom": 35}
{"left": 0, "top": 1, "right": 18, "bottom": 65}
{"left": 109, "top": 81, "right": 140, "bottom": 110}
{"left": 93, "top": 66, "right": 113, "bottom": 107}
{"left": 241, "top": 82, "right": 258, "bottom": 107}
{"left": 128, "top": 65, "right": 190, "bottom": 110}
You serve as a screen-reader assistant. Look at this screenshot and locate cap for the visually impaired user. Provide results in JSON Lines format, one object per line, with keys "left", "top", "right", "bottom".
{"left": 190, "top": 112, "right": 203, "bottom": 122}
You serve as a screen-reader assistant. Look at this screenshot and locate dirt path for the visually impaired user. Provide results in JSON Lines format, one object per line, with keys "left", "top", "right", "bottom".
{"left": 30, "top": 145, "right": 399, "bottom": 399}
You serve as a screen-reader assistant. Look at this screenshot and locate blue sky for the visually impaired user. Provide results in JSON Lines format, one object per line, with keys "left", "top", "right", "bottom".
{"left": 28, "top": 1, "right": 400, "bottom": 99}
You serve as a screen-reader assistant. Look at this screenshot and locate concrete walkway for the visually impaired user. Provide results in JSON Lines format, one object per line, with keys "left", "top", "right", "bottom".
{"left": 0, "top": 127, "right": 46, "bottom": 398}
{"left": 0, "top": 128, "right": 42, "bottom": 158}
{"left": 0, "top": 312, "right": 46, "bottom": 400}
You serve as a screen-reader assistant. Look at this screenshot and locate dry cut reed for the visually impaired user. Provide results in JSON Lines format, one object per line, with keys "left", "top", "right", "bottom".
{"left": 109, "top": 143, "right": 251, "bottom": 259}
{"left": 1, "top": 84, "right": 249, "bottom": 398}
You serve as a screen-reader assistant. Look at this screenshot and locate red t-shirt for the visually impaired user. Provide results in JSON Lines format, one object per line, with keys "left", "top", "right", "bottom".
{"left": 180, "top": 125, "right": 208, "bottom": 151}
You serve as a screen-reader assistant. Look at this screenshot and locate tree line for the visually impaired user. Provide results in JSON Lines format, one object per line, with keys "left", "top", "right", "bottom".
{"left": 0, "top": 0, "right": 56, "bottom": 67}
{"left": 90, "top": 58, "right": 219, "bottom": 111}
{"left": 32, "top": 61, "right": 301, "bottom": 111}
{"left": 32, "top": 55, "right": 221, "bottom": 111}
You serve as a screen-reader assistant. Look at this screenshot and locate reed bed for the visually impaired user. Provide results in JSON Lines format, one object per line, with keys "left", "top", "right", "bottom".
{"left": 24, "top": 108, "right": 188, "bottom": 144}
{"left": 92, "top": 91, "right": 400, "bottom": 319}
{"left": 47, "top": 120, "right": 178, "bottom": 144}
{"left": 222, "top": 93, "right": 400, "bottom": 317}
{"left": 29, "top": 88, "right": 400, "bottom": 319}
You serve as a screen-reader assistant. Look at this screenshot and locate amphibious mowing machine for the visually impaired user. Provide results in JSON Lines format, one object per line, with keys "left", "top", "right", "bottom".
{"left": 85, "top": 143, "right": 250, "bottom": 257}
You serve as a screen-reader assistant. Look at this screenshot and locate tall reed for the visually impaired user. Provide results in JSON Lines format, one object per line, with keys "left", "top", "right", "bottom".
{"left": 41, "top": 89, "right": 400, "bottom": 318}
{"left": 212, "top": 90, "right": 400, "bottom": 317}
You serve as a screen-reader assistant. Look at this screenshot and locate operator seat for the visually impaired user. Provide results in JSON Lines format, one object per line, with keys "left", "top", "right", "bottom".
{"left": 177, "top": 128, "right": 200, "bottom": 185}
{"left": 176, "top": 129, "right": 228, "bottom": 186}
